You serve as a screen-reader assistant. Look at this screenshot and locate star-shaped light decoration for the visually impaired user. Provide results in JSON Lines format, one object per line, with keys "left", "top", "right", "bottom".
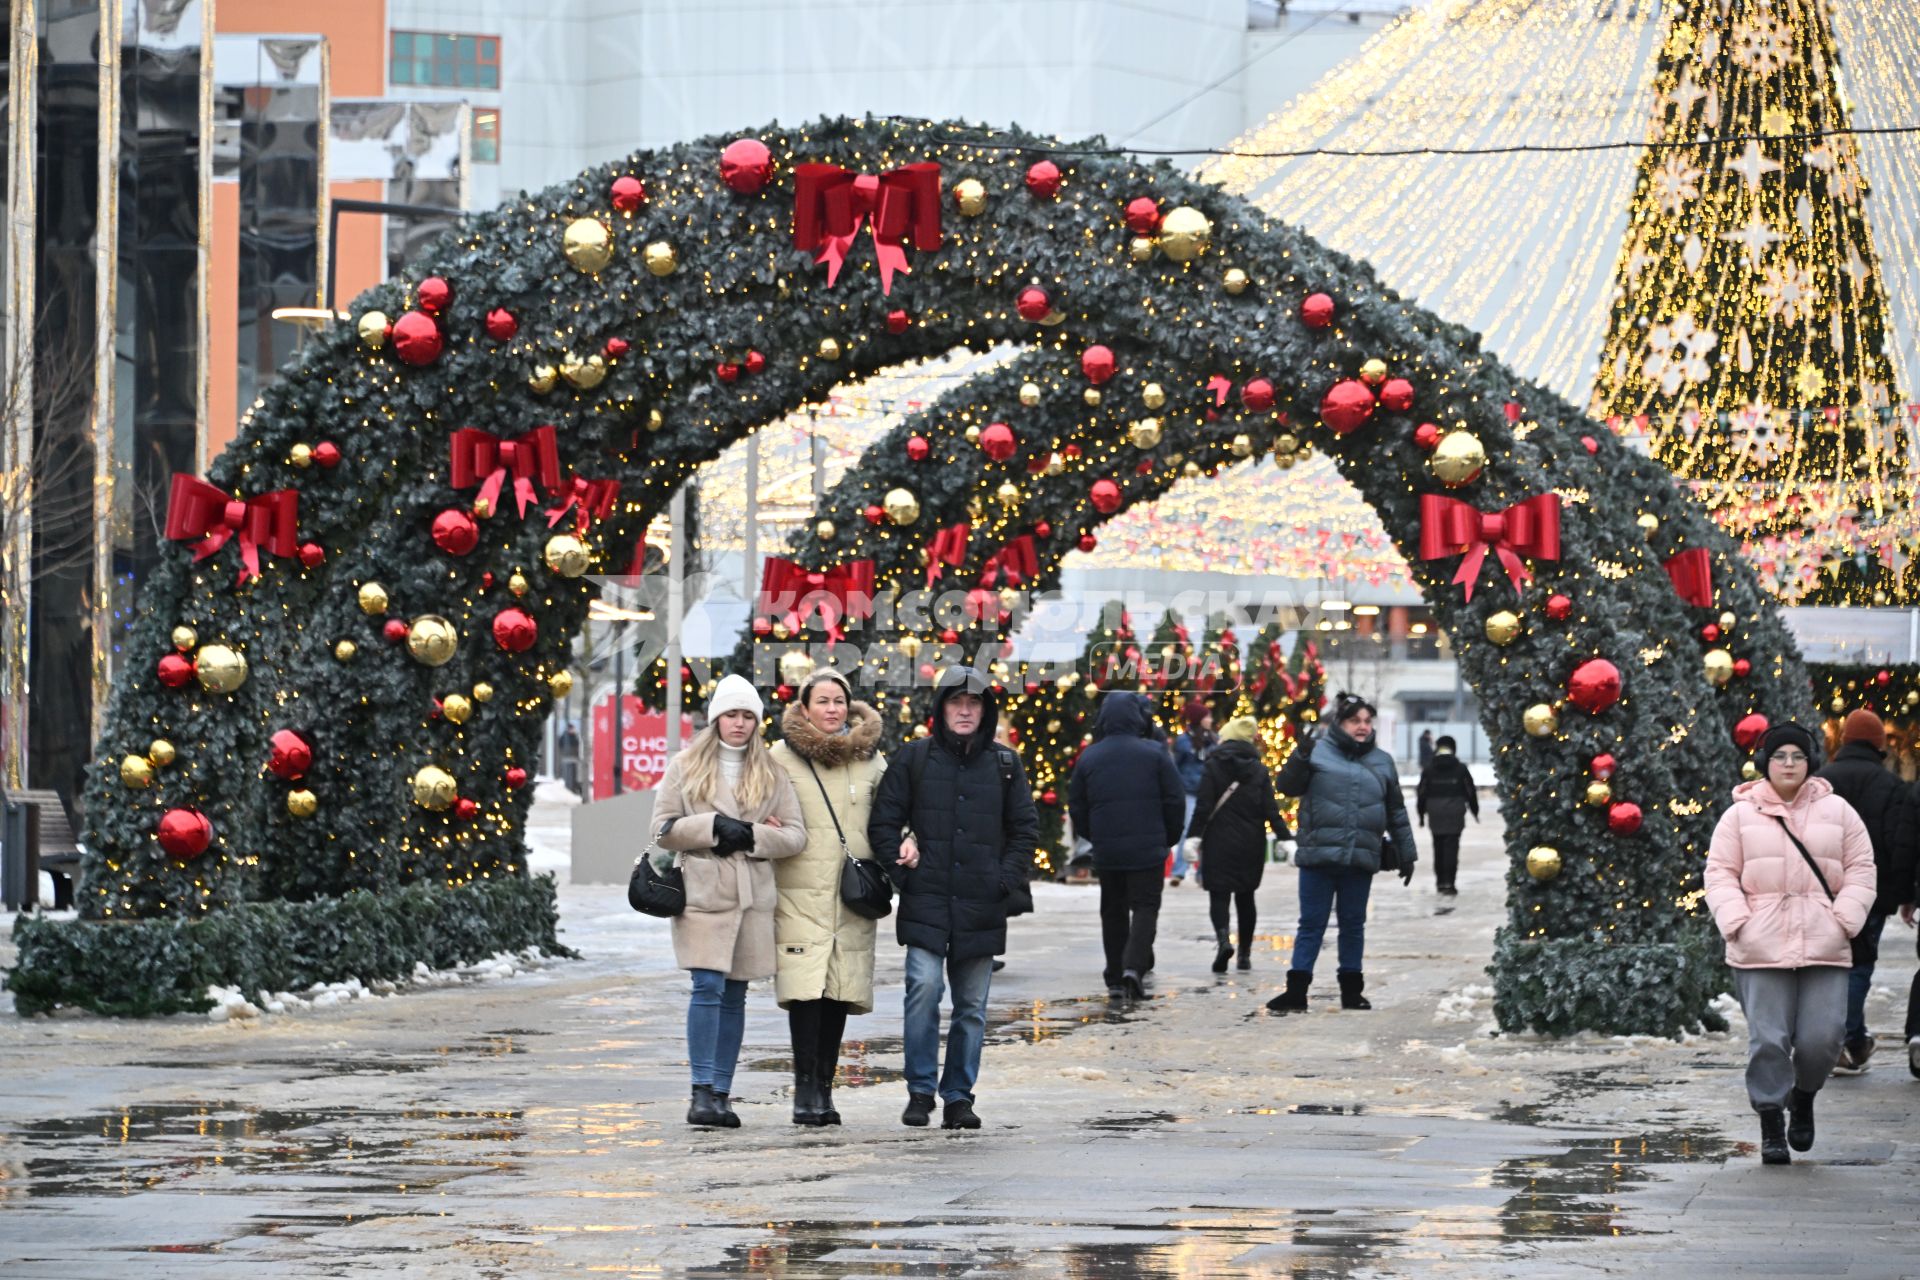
{"left": 1723, "top": 215, "right": 1783, "bottom": 266}
{"left": 1725, "top": 140, "right": 1782, "bottom": 193}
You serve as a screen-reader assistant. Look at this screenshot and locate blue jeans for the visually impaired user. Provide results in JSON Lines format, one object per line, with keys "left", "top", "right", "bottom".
{"left": 1291, "top": 866, "right": 1373, "bottom": 974}
{"left": 1170, "top": 793, "right": 1197, "bottom": 877}
{"left": 687, "top": 968, "right": 749, "bottom": 1093}
{"left": 903, "top": 946, "right": 994, "bottom": 1103}
{"left": 1845, "top": 910, "right": 1888, "bottom": 1043}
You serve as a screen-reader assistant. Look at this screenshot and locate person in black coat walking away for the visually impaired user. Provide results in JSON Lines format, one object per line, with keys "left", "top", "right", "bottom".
{"left": 1416, "top": 735, "right": 1479, "bottom": 896}
{"left": 1266, "top": 693, "right": 1417, "bottom": 1014}
{"left": 1814, "top": 709, "right": 1918, "bottom": 1075}
{"left": 1169, "top": 700, "right": 1216, "bottom": 887}
{"left": 1417, "top": 729, "right": 1435, "bottom": 770}
{"left": 868, "top": 666, "right": 1038, "bottom": 1130}
{"left": 1069, "top": 693, "right": 1187, "bottom": 999}
{"left": 1184, "top": 715, "right": 1290, "bottom": 973}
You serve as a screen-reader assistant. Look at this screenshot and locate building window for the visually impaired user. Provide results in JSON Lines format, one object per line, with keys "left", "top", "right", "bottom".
{"left": 390, "top": 31, "right": 500, "bottom": 90}
{"left": 472, "top": 109, "right": 500, "bottom": 164}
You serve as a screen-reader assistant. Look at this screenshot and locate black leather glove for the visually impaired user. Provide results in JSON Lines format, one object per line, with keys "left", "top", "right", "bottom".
{"left": 1398, "top": 863, "right": 1415, "bottom": 886}
{"left": 711, "top": 814, "right": 755, "bottom": 854}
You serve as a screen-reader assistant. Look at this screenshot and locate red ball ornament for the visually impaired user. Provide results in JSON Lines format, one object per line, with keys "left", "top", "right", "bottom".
{"left": 383, "top": 618, "right": 411, "bottom": 644}
{"left": 716, "top": 362, "right": 740, "bottom": 383}
{"left": 1081, "top": 345, "right": 1117, "bottom": 385}
{"left": 313, "top": 441, "right": 341, "bottom": 469}
{"left": 1413, "top": 422, "right": 1442, "bottom": 451}
{"left": 455, "top": 797, "right": 480, "bottom": 821}
{"left": 1090, "top": 478, "right": 1123, "bottom": 514}
{"left": 157, "top": 652, "right": 196, "bottom": 688}
{"left": 886, "top": 309, "right": 911, "bottom": 334}
{"left": 1041, "top": 789, "right": 1059, "bottom": 806}
{"left": 505, "top": 767, "right": 529, "bottom": 789}
{"left": 1034, "top": 521, "right": 1052, "bottom": 539}
{"left": 1876, "top": 669, "right": 1892, "bottom": 685}
{"left": 1735, "top": 712, "right": 1770, "bottom": 750}
{"left": 492, "top": 607, "right": 538, "bottom": 652}
{"left": 1379, "top": 378, "right": 1415, "bottom": 412}
{"left": 744, "top": 350, "right": 766, "bottom": 375}
{"left": 1241, "top": 379, "right": 1275, "bottom": 412}
{"left": 603, "top": 337, "right": 630, "bottom": 360}
{"left": 940, "top": 628, "right": 960, "bottom": 645}
{"left": 267, "top": 729, "right": 314, "bottom": 781}
{"left": 863, "top": 504, "right": 886, "bottom": 526}
{"left": 1063, "top": 444, "right": 1083, "bottom": 459}
{"left": 1077, "top": 533, "right": 1098, "bottom": 553}
{"left": 416, "top": 276, "right": 452, "bottom": 315}
{"left": 484, "top": 308, "right": 517, "bottom": 341}
{"left": 1123, "top": 196, "right": 1161, "bottom": 235}
{"left": 610, "top": 175, "right": 647, "bottom": 212}
{"left": 1025, "top": 160, "right": 1062, "bottom": 199}
{"left": 1589, "top": 753, "right": 1617, "bottom": 780}
{"left": 1733, "top": 658, "right": 1752, "bottom": 679}
{"left": 719, "top": 138, "right": 773, "bottom": 194}
{"left": 391, "top": 311, "right": 443, "bottom": 367}
{"left": 917, "top": 664, "right": 936, "bottom": 682}
{"left": 1016, "top": 287, "right": 1052, "bottom": 322}
{"left": 1607, "top": 802, "right": 1644, "bottom": 836}
{"left": 751, "top": 616, "right": 772, "bottom": 637}
{"left": 1545, "top": 594, "right": 1573, "bottom": 621}
{"left": 1566, "top": 658, "right": 1623, "bottom": 715}
{"left": 1135, "top": 460, "right": 1154, "bottom": 476}
{"left": 979, "top": 422, "right": 1017, "bottom": 462}
{"left": 906, "top": 435, "right": 932, "bottom": 462}
{"left": 481, "top": 572, "right": 494, "bottom": 590}
{"left": 1300, "top": 293, "right": 1336, "bottom": 328}
{"left": 431, "top": 508, "right": 480, "bottom": 556}
{"left": 157, "top": 808, "right": 213, "bottom": 860}
{"left": 1701, "top": 623, "right": 1721, "bottom": 643}
{"left": 298, "top": 542, "right": 325, "bottom": 569}
{"left": 1319, "top": 379, "right": 1376, "bottom": 434}
{"left": 1581, "top": 435, "right": 1598, "bottom": 455}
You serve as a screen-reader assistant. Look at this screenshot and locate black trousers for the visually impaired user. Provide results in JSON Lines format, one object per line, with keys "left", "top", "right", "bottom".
{"left": 1208, "top": 888, "right": 1257, "bottom": 947}
{"left": 1431, "top": 833, "right": 1461, "bottom": 890}
{"left": 788, "top": 998, "right": 851, "bottom": 1083}
{"left": 1100, "top": 868, "right": 1164, "bottom": 985}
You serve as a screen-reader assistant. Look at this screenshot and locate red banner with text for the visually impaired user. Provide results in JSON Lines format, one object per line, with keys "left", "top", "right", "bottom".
{"left": 592, "top": 695, "right": 695, "bottom": 799}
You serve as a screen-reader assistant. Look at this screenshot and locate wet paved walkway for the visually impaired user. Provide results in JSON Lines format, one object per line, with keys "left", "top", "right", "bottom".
{"left": 3, "top": 813, "right": 1917, "bottom": 1278}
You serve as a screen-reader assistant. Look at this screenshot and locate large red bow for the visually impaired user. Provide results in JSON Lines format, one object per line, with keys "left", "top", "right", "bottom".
{"left": 450, "top": 425, "right": 562, "bottom": 518}
{"left": 1418, "top": 493, "right": 1561, "bottom": 601}
{"left": 1663, "top": 548, "right": 1713, "bottom": 608}
{"left": 164, "top": 474, "right": 299, "bottom": 585}
{"left": 979, "top": 535, "right": 1037, "bottom": 589}
{"left": 792, "top": 162, "right": 942, "bottom": 295}
{"left": 926, "top": 522, "right": 971, "bottom": 586}
{"left": 759, "top": 557, "right": 876, "bottom": 643}
{"left": 546, "top": 477, "right": 621, "bottom": 534}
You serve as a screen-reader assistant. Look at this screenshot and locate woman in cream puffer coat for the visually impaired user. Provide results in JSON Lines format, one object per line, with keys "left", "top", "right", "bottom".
{"left": 768, "top": 669, "right": 888, "bottom": 1126}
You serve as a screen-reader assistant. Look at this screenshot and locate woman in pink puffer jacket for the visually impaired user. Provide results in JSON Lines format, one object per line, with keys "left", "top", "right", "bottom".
{"left": 1706, "top": 722, "right": 1876, "bottom": 1166}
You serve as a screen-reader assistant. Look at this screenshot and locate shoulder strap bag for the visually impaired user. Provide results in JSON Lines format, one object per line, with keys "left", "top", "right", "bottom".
{"left": 628, "top": 836, "right": 685, "bottom": 918}
{"left": 807, "top": 757, "right": 893, "bottom": 920}
{"left": 1769, "top": 815, "right": 1836, "bottom": 902}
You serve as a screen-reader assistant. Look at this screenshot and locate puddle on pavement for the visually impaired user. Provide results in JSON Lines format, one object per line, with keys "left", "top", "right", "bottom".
{"left": 124, "top": 1030, "right": 547, "bottom": 1080}
{"left": 1081, "top": 1110, "right": 1184, "bottom": 1131}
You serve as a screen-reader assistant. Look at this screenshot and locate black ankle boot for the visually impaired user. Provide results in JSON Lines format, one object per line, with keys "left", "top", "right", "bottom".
{"left": 1236, "top": 939, "right": 1252, "bottom": 971}
{"left": 713, "top": 1091, "right": 742, "bottom": 1128}
{"left": 1212, "top": 928, "right": 1233, "bottom": 974}
{"left": 687, "top": 1084, "right": 726, "bottom": 1127}
{"left": 1338, "top": 971, "right": 1372, "bottom": 1010}
{"left": 1787, "top": 1087, "right": 1815, "bottom": 1151}
{"left": 1266, "top": 969, "right": 1310, "bottom": 1012}
{"left": 1758, "top": 1106, "right": 1790, "bottom": 1164}
{"left": 816, "top": 1047, "right": 842, "bottom": 1126}
{"left": 791, "top": 1066, "right": 824, "bottom": 1126}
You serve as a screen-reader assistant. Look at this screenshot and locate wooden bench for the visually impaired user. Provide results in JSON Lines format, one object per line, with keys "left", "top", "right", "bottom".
{"left": 1, "top": 788, "right": 80, "bottom": 911}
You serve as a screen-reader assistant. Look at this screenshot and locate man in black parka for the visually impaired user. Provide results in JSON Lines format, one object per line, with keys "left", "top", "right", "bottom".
{"left": 869, "top": 665, "right": 1038, "bottom": 1130}
{"left": 1069, "top": 693, "right": 1187, "bottom": 999}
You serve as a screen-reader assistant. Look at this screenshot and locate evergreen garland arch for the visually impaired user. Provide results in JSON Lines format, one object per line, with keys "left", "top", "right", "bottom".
{"left": 67, "top": 117, "right": 1811, "bottom": 1034}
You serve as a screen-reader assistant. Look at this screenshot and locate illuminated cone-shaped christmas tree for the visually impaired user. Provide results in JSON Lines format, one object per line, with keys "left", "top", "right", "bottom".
{"left": 1197, "top": 612, "right": 1245, "bottom": 728}
{"left": 1590, "top": 0, "right": 1904, "bottom": 602}
{"left": 1146, "top": 608, "right": 1197, "bottom": 733}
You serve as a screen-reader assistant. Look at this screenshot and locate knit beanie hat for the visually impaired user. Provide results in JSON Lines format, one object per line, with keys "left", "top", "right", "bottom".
{"left": 1181, "top": 699, "right": 1211, "bottom": 730}
{"left": 1219, "top": 715, "right": 1259, "bottom": 744}
{"left": 1842, "top": 708, "right": 1887, "bottom": 749}
{"left": 1757, "top": 721, "right": 1816, "bottom": 761}
{"left": 706, "top": 674, "right": 764, "bottom": 723}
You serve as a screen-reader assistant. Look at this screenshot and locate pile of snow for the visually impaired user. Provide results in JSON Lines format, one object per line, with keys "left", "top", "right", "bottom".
{"left": 1433, "top": 983, "right": 1494, "bottom": 1024}
{"left": 204, "top": 946, "right": 556, "bottom": 1022}
{"left": 533, "top": 778, "right": 581, "bottom": 806}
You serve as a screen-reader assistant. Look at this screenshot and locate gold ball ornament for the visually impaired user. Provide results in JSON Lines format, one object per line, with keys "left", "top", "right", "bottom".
{"left": 1585, "top": 780, "right": 1613, "bottom": 808}
{"left": 995, "top": 481, "right": 1021, "bottom": 506}
{"left": 1156, "top": 206, "right": 1212, "bottom": 262}
{"left": 287, "top": 789, "right": 319, "bottom": 819}
{"left": 1142, "top": 382, "right": 1167, "bottom": 410}
{"left": 883, "top": 488, "right": 921, "bottom": 526}
{"left": 1183, "top": 461, "right": 1202, "bottom": 478}
{"left": 1359, "top": 358, "right": 1389, "bottom": 386}
{"left": 1277, "top": 452, "right": 1297, "bottom": 470}
{"left": 472, "top": 681, "right": 494, "bottom": 703}
{"left": 1703, "top": 648, "right": 1735, "bottom": 687}
{"left": 817, "top": 338, "right": 842, "bottom": 361}
{"left": 778, "top": 650, "right": 816, "bottom": 685}
{"left": 1018, "top": 382, "right": 1042, "bottom": 407}
{"left": 194, "top": 644, "right": 249, "bottom": 694}
{"left": 147, "top": 739, "right": 176, "bottom": 766}
{"left": 120, "top": 754, "right": 155, "bottom": 789}
{"left": 1636, "top": 513, "right": 1660, "bottom": 535}
{"left": 1046, "top": 718, "right": 1063, "bottom": 734}
{"left": 912, "top": 724, "right": 931, "bottom": 739}
{"left": 563, "top": 217, "right": 614, "bottom": 273}
{"left": 1230, "top": 433, "right": 1254, "bottom": 458}
{"left": 899, "top": 634, "right": 922, "bottom": 658}
{"left": 528, "top": 365, "right": 558, "bottom": 394}
{"left": 171, "top": 626, "right": 198, "bottom": 652}
{"left": 441, "top": 693, "right": 473, "bottom": 725}
{"left": 1526, "top": 846, "right": 1563, "bottom": 881}
{"left": 543, "top": 534, "right": 591, "bottom": 578}
{"left": 1429, "top": 431, "right": 1487, "bottom": 487}
{"left": 1522, "top": 702, "right": 1559, "bottom": 737}
{"left": 963, "top": 424, "right": 981, "bottom": 445}
{"left": 1829, "top": 692, "right": 1846, "bottom": 715}
{"left": 647, "top": 407, "right": 665, "bottom": 432}
{"left": 1044, "top": 451, "right": 1066, "bottom": 477}
{"left": 357, "top": 582, "right": 389, "bottom": 615}
{"left": 1129, "top": 419, "right": 1163, "bottom": 449}
{"left": 1128, "top": 236, "right": 1155, "bottom": 263}
{"left": 952, "top": 178, "right": 987, "bottom": 216}
{"left": 509, "top": 572, "right": 530, "bottom": 597}
{"left": 1083, "top": 387, "right": 1103, "bottom": 407}
{"left": 405, "top": 615, "right": 460, "bottom": 667}
{"left": 548, "top": 670, "right": 575, "bottom": 698}
{"left": 814, "top": 519, "right": 836, "bottom": 541}
{"left": 1484, "top": 611, "right": 1523, "bottom": 645}
{"left": 1719, "top": 611, "right": 1737, "bottom": 628}
{"left": 411, "top": 766, "right": 458, "bottom": 811}
{"left": 356, "top": 310, "right": 390, "bottom": 350}
{"left": 1223, "top": 267, "right": 1250, "bottom": 295}
{"left": 334, "top": 639, "right": 358, "bottom": 662}
{"left": 1741, "top": 759, "right": 1762, "bottom": 780}
{"left": 1083, "top": 682, "right": 1102, "bottom": 700}
{"left": 289, "top": 443, "right": 313, "bottom": 469}
{"left": 559, "top": 353, "right": 607, "bottom": 389}
{"left": 1274, "top": 433, "right": 1299, "bottom": 455}
{"left": 643, "top": 241, "right": 679, "bottom": 276}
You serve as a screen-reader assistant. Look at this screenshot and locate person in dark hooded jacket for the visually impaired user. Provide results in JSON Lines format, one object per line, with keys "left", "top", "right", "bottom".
{"left": 1068, "top": 693, "right": 1187, "bottom": 998}
{"left": 1416, "top": 734, "right": 1479, "bottom": 896}
{"left": 869, "top": 666, "right": 1038, "bottom": 1130}
{"left": 1184, "top": 715, "right": 1290, "bottom": 973}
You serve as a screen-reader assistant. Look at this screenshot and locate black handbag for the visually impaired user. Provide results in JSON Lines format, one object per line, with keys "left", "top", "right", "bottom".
{"left": 628, "top": 843, "right": 685, "bottom": 918}
{"left": 806, "top": 758, "right": 893, "bottom": 920}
